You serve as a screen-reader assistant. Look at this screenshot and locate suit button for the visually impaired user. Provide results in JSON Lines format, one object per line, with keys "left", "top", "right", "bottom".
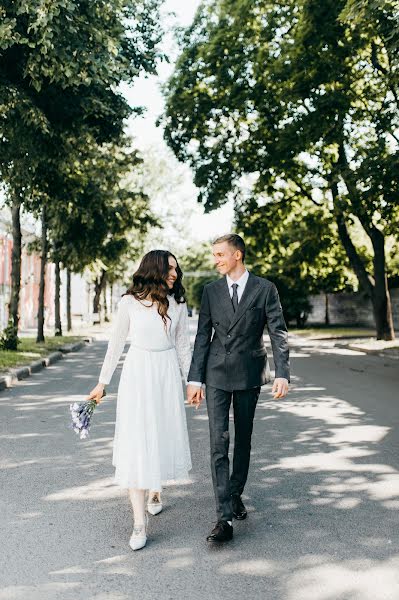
{"left": 227, "top": 334, "right": 231, "bottom": 338}
{"left": 227, "top": 351, "right": 231, "bottom": 355}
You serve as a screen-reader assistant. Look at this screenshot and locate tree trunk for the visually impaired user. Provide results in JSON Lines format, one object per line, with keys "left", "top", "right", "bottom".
{"left": 103, "top": 281, "right": 109, "bottom": 322}
{"left": 334, "top": 208, "right": 374, "bottom": 296}
{"left": 36, "top": 207, "right": 47, "bottom": 343}
{"left": 54, "top": 261, "right": 62, "bottom": 336}
{"left": 335, "top": 146, "right": 395, "bottom": 340}
{"left": 9, "top": 196, "right": 22, "bottom": 330}
{"left": 110, "top": 283, "right": 114, "bottom": 314}
{"left": 335, "top": 211, "right": 395, "bottom": 339}
{"left": 368, "top": 226, "right": 395, "bottom": 340}
{"left": 325, "top": 293, "right": 330, "bottom": 325}
{"left": 93, "top": 269, "right": 106, "bottom": 318}
{"left": 66, "top": 268, "right": 72, "bottom": 331}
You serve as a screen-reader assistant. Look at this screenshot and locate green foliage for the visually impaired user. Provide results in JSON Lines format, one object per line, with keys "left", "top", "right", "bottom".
{"left": 0, "top": 0, "right": 163, "bottom": 90}
{"left": 179, "top": 243, "right": 218, "bottom": 308}
{"left": 0, "top": 320, "right": 20, "bottom": 351}
{"left": 189, "top": 275, "right": 218, "bottom": 310}
{"left": 164, "top": 0, "right": 398, "bottom": 221}
{"left": 239, "top": 198, "right": 352, "bottom": 291}
{"left": 179, "top": 242, "right": 214, "bottom": 272}
{"left": 0, "top": 0, "right": 164, "bottom": 326}
{"left": 46, "top": 140, "right": 156, "bottom": 271}
{"left": 340, "top": 0, "right": 399, "bottom": 76}
{"left": 164, "top": 0, "right": 399, "bottom": 337}
{"left": 268, "top": 276, "right": 312, "bottom": 328}
{"left": 237, "top": 195, "right": 355, "bottom": 322}
{"left": 0, "top": 0, "right": 164, "bottom": 198}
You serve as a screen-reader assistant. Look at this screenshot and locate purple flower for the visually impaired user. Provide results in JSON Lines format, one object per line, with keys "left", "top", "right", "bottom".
{"left": 69, "top": 399, "right": 98, "bottom": 440}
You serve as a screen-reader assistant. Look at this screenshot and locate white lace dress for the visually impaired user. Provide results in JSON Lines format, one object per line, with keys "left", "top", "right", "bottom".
{"left": 98, "top": 294, "right": 192, "bottom": 491}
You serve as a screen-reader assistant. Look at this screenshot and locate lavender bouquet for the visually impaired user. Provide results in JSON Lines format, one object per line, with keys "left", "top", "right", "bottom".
{"left": 69, "top": 392, "right": 105, "bottom": 439}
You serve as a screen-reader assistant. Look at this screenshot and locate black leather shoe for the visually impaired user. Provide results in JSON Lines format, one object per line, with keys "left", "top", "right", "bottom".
{"left": 232, "top": 494, "right": 247, "bottom": 520}
{"left": 206, "top": 520, "right": 233, "bottom": 543}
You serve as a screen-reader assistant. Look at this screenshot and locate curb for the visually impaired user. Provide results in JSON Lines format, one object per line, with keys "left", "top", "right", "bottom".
{"left": 58, "top": 340, "right": 88, "bottom": 354}
{"left": 335, "top": 342, "right": 399, "bottom": 359}
{"left": 0, "top": 337, "right": 92, "bottom": 392}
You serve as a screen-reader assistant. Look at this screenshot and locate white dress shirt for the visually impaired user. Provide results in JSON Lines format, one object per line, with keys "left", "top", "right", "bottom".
{"left": 226, "top": 269, "right": 249, "bottom": 302}
{"left": 188, "top": 270, "right": 249, "bottom": 387}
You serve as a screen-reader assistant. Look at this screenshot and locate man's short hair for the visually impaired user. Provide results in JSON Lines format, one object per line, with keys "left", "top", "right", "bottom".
{"left": 212, "top": 233, "right": 246, "bottom": 262}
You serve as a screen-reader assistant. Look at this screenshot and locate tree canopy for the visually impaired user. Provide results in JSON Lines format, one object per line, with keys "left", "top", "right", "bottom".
{"left": 163, "top": 0, "right": 399, "bottom": 338}
{"left": 0, "top": 0, "right": 164, "bottom": 339}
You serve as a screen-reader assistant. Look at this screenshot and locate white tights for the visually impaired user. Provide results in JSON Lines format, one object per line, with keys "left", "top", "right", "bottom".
{"left": 128, "top": 488, "right": 161, "bottom": 526}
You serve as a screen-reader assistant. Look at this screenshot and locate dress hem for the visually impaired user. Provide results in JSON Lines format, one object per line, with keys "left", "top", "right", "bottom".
{"left": 113, "top": 466, "right": 193, "bottom": 491}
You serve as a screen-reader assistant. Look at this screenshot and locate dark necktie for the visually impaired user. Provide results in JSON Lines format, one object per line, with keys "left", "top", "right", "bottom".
{"left": 231, "top": 283, "right": 239, "bottom": 312}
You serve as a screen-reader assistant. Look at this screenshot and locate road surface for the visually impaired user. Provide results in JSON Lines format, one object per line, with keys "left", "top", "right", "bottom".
{"left": 1, "top": 324, "right": 399, "bottom": 599}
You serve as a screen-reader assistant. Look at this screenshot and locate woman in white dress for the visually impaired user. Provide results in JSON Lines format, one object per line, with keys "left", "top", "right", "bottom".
{"left": 87, "top": 250, "right": 192, "bottom": 550}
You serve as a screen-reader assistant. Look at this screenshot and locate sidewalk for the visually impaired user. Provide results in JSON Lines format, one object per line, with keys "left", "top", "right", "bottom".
{"left": 18, "top": 319, "right": 113, "bottom": 340}
{"left": 0, "top": 321, "right": 114, "bottom": 391}
{"left": 291, "top": 330, "right": 399, "bottom": 360}
{"left": 336, "top": 338, "right": 399, "bottom": 359}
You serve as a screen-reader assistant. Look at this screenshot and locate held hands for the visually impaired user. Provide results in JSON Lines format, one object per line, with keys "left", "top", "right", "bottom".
{"left": 187, "top": 384, "right": 204, "bottom": 410}
{"left": 272, "top": 377, "right": 289, "bottom": 399}
{"left": 87, "top": 383, "right": 106, "bottom": 405}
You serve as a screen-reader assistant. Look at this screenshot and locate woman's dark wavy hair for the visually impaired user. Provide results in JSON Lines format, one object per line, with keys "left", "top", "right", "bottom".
{"left": 123, "top": 250, "right": 186, "bottom": 326}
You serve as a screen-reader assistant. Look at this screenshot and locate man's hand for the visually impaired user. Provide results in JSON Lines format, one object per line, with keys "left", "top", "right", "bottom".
{"left": 187, "top": 384, "right": 205, "bottom": 409}
{"left": 272, "top": 378, "right": 289, "bottom": 399}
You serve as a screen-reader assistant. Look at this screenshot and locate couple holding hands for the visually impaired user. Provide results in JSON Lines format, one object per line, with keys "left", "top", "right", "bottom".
{"left": 88, "top": 233, "right": 290, "bottom": 550}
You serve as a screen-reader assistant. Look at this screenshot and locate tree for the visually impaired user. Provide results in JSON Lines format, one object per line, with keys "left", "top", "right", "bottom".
{"left": 163, "top": 0, "right": 399, "bottom": 339}
{"left": 0, "top": 0, "right": 164, "bottom": 340}
{"left": 179, "top": 243, "right": 218, "bottom": 309}
{"left": 131, "top": 145, "right": 204, "bottom": 257}
{"left": 236, "top": 195, "right": 355, "bottom": 325}
{"left": 341, "top": 0, "right": 399, "bottom": 74}
{"left": 44, "top": 139, "right": 156, "bottom": 324}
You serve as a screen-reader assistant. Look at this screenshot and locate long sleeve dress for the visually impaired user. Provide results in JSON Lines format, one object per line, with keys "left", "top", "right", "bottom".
{"left": 98, "top": 293, "right": 192, "bottom": 491}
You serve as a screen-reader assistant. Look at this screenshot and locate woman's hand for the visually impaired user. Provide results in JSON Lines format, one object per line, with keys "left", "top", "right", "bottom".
{"left": 87, "top": 383, "right": 106, "bottom": 405}
{"left": 186, "top": 384, "right": 205, "bottom": 410}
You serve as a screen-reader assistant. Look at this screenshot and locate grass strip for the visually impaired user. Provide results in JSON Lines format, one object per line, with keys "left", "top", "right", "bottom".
{"left": 0, "top": 336, "right": 84, "bottom": 372}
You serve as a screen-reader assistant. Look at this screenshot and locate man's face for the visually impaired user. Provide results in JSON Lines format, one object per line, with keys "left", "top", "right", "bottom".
{"left": 212, "top": 242, "right": 241, "bottom": 275}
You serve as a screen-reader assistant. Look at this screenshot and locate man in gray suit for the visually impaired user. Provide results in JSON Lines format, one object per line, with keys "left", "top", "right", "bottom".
{"left": 187, "top": 234, "right": 290, "bottom": 543}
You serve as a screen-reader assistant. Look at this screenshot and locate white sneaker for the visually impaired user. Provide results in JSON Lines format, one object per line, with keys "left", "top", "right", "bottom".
{"left": 129, "top": 516, "right": 148, "bottom": 551}
{"left": 147, "top": 492, "right": 163, "bottom": 516}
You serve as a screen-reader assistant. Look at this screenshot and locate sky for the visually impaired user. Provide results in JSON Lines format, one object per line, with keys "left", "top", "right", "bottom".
{"left": 122, "top": 0, "right": 234, "bottom": 249}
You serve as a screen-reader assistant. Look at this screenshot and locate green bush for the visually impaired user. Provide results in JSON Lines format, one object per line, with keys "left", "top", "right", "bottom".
{"left": 0, "top": 321, "right": 20, "bottom": 351}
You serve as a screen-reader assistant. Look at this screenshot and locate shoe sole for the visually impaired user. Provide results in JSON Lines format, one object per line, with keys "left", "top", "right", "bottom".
{"left": 147, "top": 505, "right": 163, "bottom": 516}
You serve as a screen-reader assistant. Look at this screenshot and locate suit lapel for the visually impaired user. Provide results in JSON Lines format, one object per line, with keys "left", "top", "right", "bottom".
{"left": 227, "top": 272, "right": 261, "bottom": 332}
{"left": 217, "top": 276, "right": 235, "bottom": 323}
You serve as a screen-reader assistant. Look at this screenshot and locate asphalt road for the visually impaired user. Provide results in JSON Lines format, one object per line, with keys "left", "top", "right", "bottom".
{"left": 1, "top": 324, "right": 399, "bottom": 600}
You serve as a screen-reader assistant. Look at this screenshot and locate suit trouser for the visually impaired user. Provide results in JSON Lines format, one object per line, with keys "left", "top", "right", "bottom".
{"left": 206, "top": 385, "right": 261, "bottom": 522}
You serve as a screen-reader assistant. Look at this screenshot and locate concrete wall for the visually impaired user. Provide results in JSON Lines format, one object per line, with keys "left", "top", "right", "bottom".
{"left": 308, "top": 288, "right": 399, "bottom": 329}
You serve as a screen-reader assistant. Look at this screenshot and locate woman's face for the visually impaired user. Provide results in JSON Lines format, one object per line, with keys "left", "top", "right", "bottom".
{"left": 166, "top": 255, "right": 178, "bottom": 289}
